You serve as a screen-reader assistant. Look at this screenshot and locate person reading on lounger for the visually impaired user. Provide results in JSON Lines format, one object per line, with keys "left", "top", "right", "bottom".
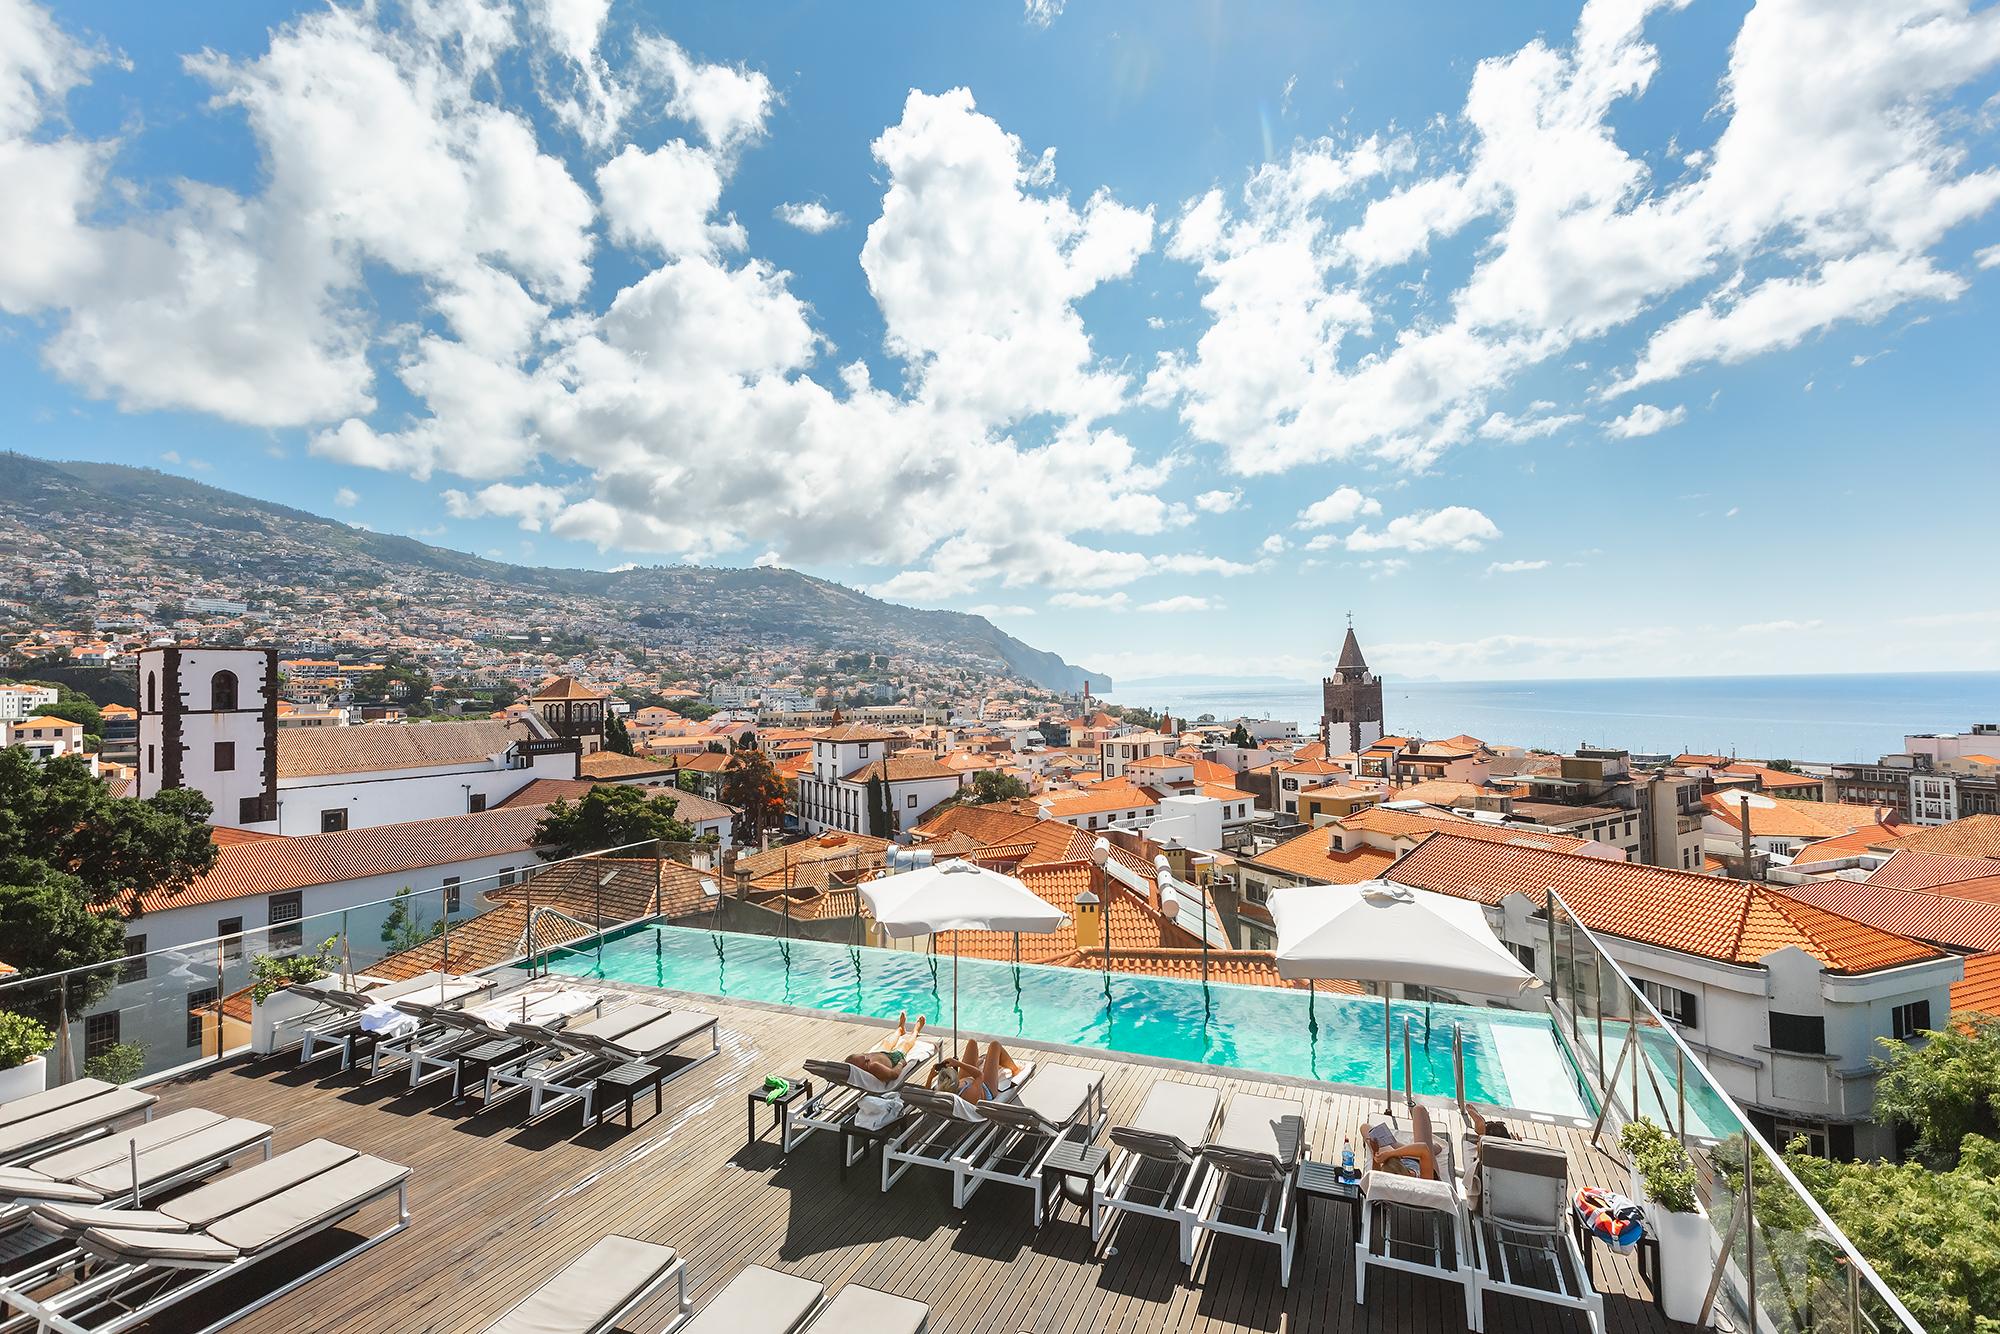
{"left": 937, "top": 1038, "right": 1020, "bottom": 1101}
{"left": 843, "top": 1012, "right": 928, "bottom": 1083}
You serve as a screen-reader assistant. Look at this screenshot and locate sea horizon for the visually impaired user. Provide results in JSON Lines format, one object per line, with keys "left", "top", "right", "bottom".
{"left": 1102, "top": 669, "right": 2000, "bottom": 764}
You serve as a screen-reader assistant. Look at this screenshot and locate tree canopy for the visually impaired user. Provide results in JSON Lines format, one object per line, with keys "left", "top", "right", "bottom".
{"left": 965, "top": 770, "right": 1029, "bottom": 804}
{"left": 532, "top": 785, "right": 695, "bottom": 859}
{"left": 720, "top": 741, "right": 787, "bottom": 844}
{"left": 1873, "top": 1013, "right": 2000, "bottom": 1165}
{"left": 1227, "top": 722, "right": 1254, "bottom": 748}
{"left": 604, "top": 713, "right": 635, "bottom": 756}
{"left": 0, "top": 750, "right": 217, "bottom": 904}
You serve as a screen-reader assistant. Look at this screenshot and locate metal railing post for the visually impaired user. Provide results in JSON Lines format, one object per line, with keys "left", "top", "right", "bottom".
{"left": 1745, "top": 1133, "right": 1758, "bottom": 1328}
{"left": 214, "top": 940, "right": 225, "bottom": 1063}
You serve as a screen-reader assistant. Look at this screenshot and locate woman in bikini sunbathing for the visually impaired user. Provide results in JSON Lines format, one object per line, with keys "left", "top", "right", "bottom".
{"left": 938, "top": 1038, "right": 1020, "bottom": 1102}
{"left": 843, "top": 1012, "right": 928, "bottom": 1083}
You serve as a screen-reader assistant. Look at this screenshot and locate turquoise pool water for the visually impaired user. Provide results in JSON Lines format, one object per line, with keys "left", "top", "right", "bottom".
{"left": 546, "top": 925, "right": 1594, "bottom": 1113}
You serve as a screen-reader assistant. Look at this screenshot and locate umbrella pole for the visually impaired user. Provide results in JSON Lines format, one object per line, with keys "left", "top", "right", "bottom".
{"left": 1382, "top": 990, "right": 1394, "bottom": 1117}
{"left": 952, "top": 931, "right": 961, "bottom": 1063}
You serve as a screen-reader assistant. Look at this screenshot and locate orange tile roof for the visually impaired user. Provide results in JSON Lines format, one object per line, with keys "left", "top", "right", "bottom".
{"left": 735, "top": 833, "right": 891, "bottom": 879}
{"left": 209, "top": 827, "right": 287, "bottom": 847}
{"left": 109, "top": 805, "right": 548, "bottom": 914}
{"left": 1040, "top": 783, "right": 1156, "bottom": 818}
{"left": 1339, "top": 806, "right": 1586, "bottom": 852}
{"left": 1875, "top": 815, "right": 2000, "bottom": 860}
{"left": 1242, "top": 833, "right": 1397, "bottom": 884}
{"left": 529, "top": 675, "right": 605, "bottom": 700}
{"left": 947, "top": 859, "right": 1196, "bottom": 967}
{"left": 677, "top": 752, "right": 732, "bottom": 773}
{"left": 1950, "top": 951, "right": 2000, "bottom": 1016}
{"left": 277, "top": 719, "right": 531, "bottom": 779}
{"left": 1190, "top": 758, "right": 1235, "bottom": 782}
{"left": 1279, "top": 758, "right": 1348, "bottom": 776}
{"left": 1703, "top": 792, "right": 1896, "bottom": 840}
{"left": 1867, "top": 848, "right": 2000, "bottom": 891}
{"left": 816, "top": 723, "right": 902, "bottom": 743}
{"left": 13, "top": 716, "right": 80, "bottom": 729}
{"left": 490, "top": 856, "right": 713, "bottom": 923}
{"left": 1390, "top": 779, "right": 1489, "bottom": 807}
{"left": 911, "top": 804, "right": 1046, "bottom": 846}
{"left": 1199, "top": 782, "right": 1254, "bottom": 803}
{"left": 578, "top": 751, "right": 673, "bottom": 779}
{"left": 1388, "top": 834, "right": 1944, "bottom": 974}
{"left": 1722, "top": 763, "right": 1822, "bottom": 791}
{"left": 493, "top": 778, "right": 736, "bottom": 824}
{"left": 844, "top": 754, "right": 960, "bottom": 783}
{"left": 1780, "top": 878, "right": 2000, "bottom": 953}
{"left": 1786, "top": 825, "right": 1910, "bottom": 864}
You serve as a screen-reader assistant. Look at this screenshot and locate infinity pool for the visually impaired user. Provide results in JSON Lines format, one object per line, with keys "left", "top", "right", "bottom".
{"left": 547, "top": 925, "right": 1598, "bottom": 1116}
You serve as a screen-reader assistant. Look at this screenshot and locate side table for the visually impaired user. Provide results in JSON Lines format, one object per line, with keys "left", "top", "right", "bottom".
{"left": 748, "top": 1076, "right": 813, "bottom": 1148}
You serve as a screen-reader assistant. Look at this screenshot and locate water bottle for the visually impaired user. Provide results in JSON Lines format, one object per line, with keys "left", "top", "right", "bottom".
{"left": 1341, "top": 1136, "right": 1355, "bottom": 1177}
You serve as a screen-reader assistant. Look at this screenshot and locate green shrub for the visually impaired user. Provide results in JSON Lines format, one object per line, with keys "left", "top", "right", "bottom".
{"left": 82, "top": 1040, "right": 145, "bottom": 1085}
{"left": 1622, "top": 1115, "right": 1698, "bottom": 1214}
{"left": 0, "top": 1010, "right": 54, "bottom": 1071}
{"left": 248, "top": 937, "right": 339, "bottom": 1005}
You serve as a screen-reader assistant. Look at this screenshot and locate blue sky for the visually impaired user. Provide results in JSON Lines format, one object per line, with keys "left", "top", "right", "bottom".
{"left": 5, "top": 0, "right": 2000, "bottom": 683}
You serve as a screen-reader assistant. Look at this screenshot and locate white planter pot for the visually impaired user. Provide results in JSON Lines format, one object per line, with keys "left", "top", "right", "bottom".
{"left": 1651, "top": 1206, "right": 1718, "bottom": 1326}
{"left": 0, "top": 1055, "right": 48, "bottom": 1102}
{"left": 251, "top": 980, "right": 339, "bottom": 1055}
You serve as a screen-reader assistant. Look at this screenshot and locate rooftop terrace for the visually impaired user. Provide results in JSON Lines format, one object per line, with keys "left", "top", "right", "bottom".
{"left": 119, "top": 988, "right": 1661, "bottom": 1334}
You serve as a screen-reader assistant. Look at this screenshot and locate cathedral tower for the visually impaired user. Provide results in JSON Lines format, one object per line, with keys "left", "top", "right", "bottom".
{"left": 1319, "top": 624, "right": 1384, "bottom": 756}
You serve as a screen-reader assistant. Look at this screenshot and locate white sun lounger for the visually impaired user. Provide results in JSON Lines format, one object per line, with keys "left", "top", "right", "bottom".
{"left": 378, "top": 985, "right": 607, "bottom": 1089}
{"left": 957, "top": 1063, "right": 1106, "bottom": 1223}
{"left": 1091, "top": 1080, "right": 1222, "bottom": 1251}
{"left": 790, "top": 1041, "right": 936, "bottom": 1159}
{"left": 0, "top": 1081, "right": 157, "bottom": 1169}
{"left": 298, "top": 972, "right": 496, "bottom": 1072}
{"left": 1466, "top": 1136, "right": 1601, "bottom": 1334}
{"left": 0, "top": 1137, "right": 409, "bottom": 1334}
{"left": 482, "top": 1004, "right": 669, "bottom": 1122}
{"left": 0, "top": 1108, "right": 271, "bottom": 1229}
{"left": 481, "top": 1234, "right": 689, "bottom": 1334}
{"left": 1178, "top": 1091, "right": 1307, "bottom": 1285}
{"left": 879, "top": 1062, "right": 1034, "bottom": 1199}
{"left": 680, "top": 1263, "right": 929, "bottom": 1334}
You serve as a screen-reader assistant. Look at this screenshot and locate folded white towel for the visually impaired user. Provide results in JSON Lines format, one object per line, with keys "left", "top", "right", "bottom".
{"left": 854, "top": 1094, "right": 903, "bottom": 1131}
{"left": 358, "top": 1002, "right": 418, "bottom": 1037}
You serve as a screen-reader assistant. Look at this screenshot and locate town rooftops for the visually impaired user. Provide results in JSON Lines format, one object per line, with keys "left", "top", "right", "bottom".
{"left": 843, "top": 753, "right": 960, "bottom": 783}
{"left": 578, "top": 750, "right": 672, "bottom": 780}
{"left": 815, "top": 723, "right": 901, "bottom": 743}
{"left": 493, "top": 778, "right": 737, "bottom": 825}
{"left": 1240, "top": 829, "right": 1398, "bottom": 884}
{"left": 1387, "top": 833, "right": 1944, "bottom": 975}
{"left": 106, "top": 804, "right": 547, "bottom": 914}
{"left": 1866, "top": 848, "right": 2000, "bottom": 890}
{"left": 1039, "top": 781, "right": 1155, "bottom": 819}
{"left": 1703, "top": 791, "right": 1895, "bottom": 840}
{"left": 1951, "top": 950, "right": 2000, "bottom": 1016}
{"left": 1338, "top": 804, "right": 1587, "bottom": 852}
{"left": 1780, "top": 876, "right": 2000, "bottom": 954}
{"left": 11, "top": 715, "right": 80, "bottom": 729}
{"left": 276, "top": 718, "right": 533, "bottom": 779}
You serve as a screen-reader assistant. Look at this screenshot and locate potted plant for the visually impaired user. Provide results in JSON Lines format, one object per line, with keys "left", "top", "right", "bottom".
{"left": 247, "top": 938, "right": 342, "bottom": 1055}
{"left": 1621, "top": 1117, "right": 1714, "bottom": 1326}
{"left": 0, "top": 1011, "right": 55, "bottom": 1101}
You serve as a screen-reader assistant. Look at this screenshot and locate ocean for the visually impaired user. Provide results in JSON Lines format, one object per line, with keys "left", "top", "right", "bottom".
{"left": 1106, "top": 672, "right": 2000, "bottom": 764}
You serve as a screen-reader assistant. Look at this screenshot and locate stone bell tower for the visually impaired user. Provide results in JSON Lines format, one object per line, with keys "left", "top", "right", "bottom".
{"left": 1320, "top": 621, "right": 1384, "bottom": 756}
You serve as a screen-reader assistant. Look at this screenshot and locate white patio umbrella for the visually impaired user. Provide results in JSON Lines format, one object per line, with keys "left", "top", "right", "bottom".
{"left": 859, "top": 858, "right": 1069, "bottom": 1059}
{"left": 1269, "top": 879, "right": 1541, "bottom": 1112}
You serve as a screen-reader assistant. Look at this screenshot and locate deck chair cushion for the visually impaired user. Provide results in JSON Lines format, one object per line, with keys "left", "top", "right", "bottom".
{"left": 0, "top": 1086, "right": 157, "bottom": 1158}
{"left": 0, "top": 1169, "right": 99, "bottom": 1203}
{"left": 483, "top": 1234, "right": 678, "bottom": 1334}
{"left": 71, "top": 1117, "right": 268, "bottom": 1195}
{"left": 162, "top": 1138, "right": 358, "bottom": 1227}
{"left": 1478, "top": 1137, "right": 1569, "bottom": 1230}
{"left": 1363, "top": 1170, "right": 1457, "bottom": 1214}
{"left": 570, "top": 1004, "right": 670, "bottom": 1041}
{"left": 28, "top": 1203, "right": 189, "bottom": 1237}
{"left": 612, "top": 1010, "right": 716, "bottom": 1059}
{"left": 682, "top": 1263, "right": 823, "bottom": 1334}
{"left": 1013, "top": 1064, "right": 1098, "bottom": 1126}
{"left": 204, "top": 1153, "right": 407, "bottom": 1255}
{"left": 806, "top": 1285, "right": 928, "bottom": 1334}
{"left": 0, "top": 1078, "right": 116, "bottom": 1130}
{"left": 80, "top": 1226, "right": 239, "bottom": 1266}
{"left": 1113, "top": 1081, "right": 1218, "bottom": 1160}
{"left": 28, "top": 1108, "right": 225, "bottom": 1181}
{"left": 1208, "top": 1093, "right": 1304, "bottom": 1173}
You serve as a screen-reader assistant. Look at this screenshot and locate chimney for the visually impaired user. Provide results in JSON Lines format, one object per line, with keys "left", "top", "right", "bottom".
{"left": 1074, "top": 886, "right": 1102, "bottom": 950}
{"left": 1738, "top": 802, "right": 1761, "bottom": 882}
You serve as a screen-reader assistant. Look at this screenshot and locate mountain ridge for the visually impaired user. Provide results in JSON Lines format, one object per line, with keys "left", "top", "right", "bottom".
{"left": 0, "top": 454, "right": 1111, "bottom": 693}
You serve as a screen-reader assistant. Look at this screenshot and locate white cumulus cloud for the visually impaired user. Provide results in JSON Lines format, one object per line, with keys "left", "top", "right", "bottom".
{"left": 1605, "top": 402, "right": 1686, "bottom": 438}
{"left": 774, "top": 200, "right": 844, "bottom": 233}
{"left": 1346, "top": 506, "right": 1500, "bottom": 553}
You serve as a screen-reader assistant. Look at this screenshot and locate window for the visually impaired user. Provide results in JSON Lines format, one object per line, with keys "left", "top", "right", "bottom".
{"left": 214, "top": 741, "right": 235, "bottom": 772}
{"left": 1508, "top": 941, "right": 1537, "bottom": 973}
{"left": 1637, "top": 978, "right": 1699, "bottom": 1028}
{"left": 1891, "top": 999, "right": 1932, "bottom": 1041}
{"left": 499, "top": 866, "right": 517, "bottom": 886}
{"left": 186, "top": 987, "right": 216, "bottom": 1049}
{"left": 1769, "top": 1011, "right": 1827, "bottom": 1055}
{"left": 858, "top": 743, "right": 871, "bottom": 757}
{"left": 85, "top": 1012, "right": 120, "bottom": 1060}
{"left": 146, "top": 744, "right": 155, "bottom": 775}
{"left": 468, "top": 792, "right": 487, "bottom": 813}
{"left": 443, "top": 878, "right": 461, "bottom": 914}
{"left": 268, "top": 890, "right": 303, "bottom": 952}
{"left": 218, "top": 917, "right": 242, "bottom": 961}
{"left": 121, "top": 934, "right": 148, "bottom": 983}
{"left": 320, "top": 808, "right": 347, "bottom": 833}
{"left": 145, "top": 673, "right": 157, "bottom": 713}
{"left": 239, "top": 795, "right": 265, "bottom": 825}
{"left": 906, "top": 794, "right": 918, "bottom": 808}
{"left": 210, "top": 671, "right": 238, "bottom": 712}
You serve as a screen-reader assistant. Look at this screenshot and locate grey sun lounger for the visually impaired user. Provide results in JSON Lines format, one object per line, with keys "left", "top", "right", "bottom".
{"left": 481, "top": 1234, "right": 689, "bottom": 1334}
{"left": 791, "top": 1040, "right": 936, "bottom": 1158}
{"left": 0, "top": 1082, "right": 158, "bottom": 1168}
{"left": 565, "top": 1010, "right": 720, "bottom": 1065}
{"left": 0, "top": 1108, "right": 271, "bottom": 1227}
{"left": 1177, "top": 1091, "right": 1307, "bottom": 1285}
{"left": 482, "top": 1004, "right": 670, "bottom": 1122}
{"left": 681, "top": 1263, "right": 929, "bottom": 1334}
{"left": 298, "top": 972, "right": 496, "bottom": 1072}
{"left": 958, "top": 1063, "right": 1106, "bottom": 1223}
{"left": 1091, "top": 1080, "right": 1222, "bottom": 1250}
{"left": 880, "top": 1061, "right": 1035, "bottom": 1200}
{"left": 0, "top": 1137, "right": 409, "bottom": 1334}
{"left": 1467, "top": 1136, "right": 1602, "bottom": 1334}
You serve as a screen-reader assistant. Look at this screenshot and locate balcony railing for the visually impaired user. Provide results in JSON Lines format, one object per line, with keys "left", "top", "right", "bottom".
{"left": 0, "top": 844, "right": 1922, "bottom": 1334}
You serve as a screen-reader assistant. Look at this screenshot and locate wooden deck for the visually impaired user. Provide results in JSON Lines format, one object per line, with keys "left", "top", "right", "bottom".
{"left": 116, "top": 987, "right": 1672, "bottom": 1334}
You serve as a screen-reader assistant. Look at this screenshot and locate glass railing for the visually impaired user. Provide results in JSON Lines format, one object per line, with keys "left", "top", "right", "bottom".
{"left": 1542, "top": 888, "right": 1920, "bottom": 1334}
{"left": 0, "top": 839, "right": 1925, "bottom": 1332}
{"left": 0, "top": 838, "right": 707, "bottom": 1089}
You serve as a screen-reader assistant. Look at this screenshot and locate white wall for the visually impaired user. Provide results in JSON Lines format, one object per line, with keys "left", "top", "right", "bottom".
{"left": 1143, "top": 794, "right": 1224, "bottom": 851}
{"left": 272, "top": 748, "right": 574, "bottom": 834}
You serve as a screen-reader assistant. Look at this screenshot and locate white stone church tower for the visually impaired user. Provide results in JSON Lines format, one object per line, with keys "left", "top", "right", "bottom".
{"left": 136, "top": 646, "right": 279, "bottom": 829}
